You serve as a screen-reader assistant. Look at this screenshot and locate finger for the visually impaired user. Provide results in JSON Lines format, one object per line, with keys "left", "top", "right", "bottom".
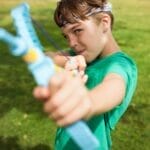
{"left": 44, "top": 72, "right": 78, "bottom": 113}
{"left": 56, "top": 94, "right": 92, "bottom": 126}
{"left": 65, "top": 57, "right": 78, "bottom": 70}
{"left": 76, "top": 55, "right": 86, "bottom": 71}
{"left": 33, "top": 86, "right": 50, "bottom": 101}
{"left": 50, "top": 84, "right": 86, "bottom": 120}
{"left": 79, "top": 70, "right": 84, "bottom": 77}
{"left": 82, "top": 74, "right": 88, "bottom": 83}
{"left": 77, "top": 71, "right": 88, "bottom": 83}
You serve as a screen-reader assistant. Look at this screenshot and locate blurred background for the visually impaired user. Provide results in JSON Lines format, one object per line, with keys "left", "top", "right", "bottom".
{"left": 0, "top": 0, "right": 149, "bottom": 149}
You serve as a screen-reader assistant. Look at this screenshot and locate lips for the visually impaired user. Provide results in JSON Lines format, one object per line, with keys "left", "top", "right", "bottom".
{"left": 76, "top": 49, "right": 85, "bottom": 55}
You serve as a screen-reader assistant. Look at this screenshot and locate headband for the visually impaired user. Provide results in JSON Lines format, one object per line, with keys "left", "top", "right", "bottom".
{"left": 86, "top": 2, "right": 112, "bottom": 16}
{"left": 60, "top": 2, "right": 112, "bottom": 27}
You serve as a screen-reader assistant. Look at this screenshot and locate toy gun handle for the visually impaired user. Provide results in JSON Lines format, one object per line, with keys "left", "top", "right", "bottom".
{"left": 0, "top": 3, "right": 100, "bottom": 149}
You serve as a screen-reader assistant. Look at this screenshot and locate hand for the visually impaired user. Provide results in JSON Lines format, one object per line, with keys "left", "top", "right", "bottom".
{"left": 33, "top": 71, "right": 93, "bottom": 127}
{"left": 65, "top": 55, "right": 88, "bottom": 83}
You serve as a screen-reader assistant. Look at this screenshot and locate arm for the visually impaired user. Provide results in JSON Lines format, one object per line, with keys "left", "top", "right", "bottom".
{"left": 45, "top": 52, "right": 88, "bottom": 83}
{"left": 87, "top": 73, "right": 126, "bottom": 118}
{"left": 33, "top": 72, "right": 126, "bottom": 126}
{"left": 45, "top": 51, "right": 87, "bottom": 71}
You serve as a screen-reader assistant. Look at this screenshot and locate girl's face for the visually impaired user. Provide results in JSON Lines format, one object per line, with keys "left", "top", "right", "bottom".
{"left": 61, "top": 18, "right": 108, "bottom": 63}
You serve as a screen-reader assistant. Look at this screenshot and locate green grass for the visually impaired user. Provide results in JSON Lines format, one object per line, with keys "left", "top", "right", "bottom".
{"left": 0, "top": 0, "right": 149, "bottom": 149}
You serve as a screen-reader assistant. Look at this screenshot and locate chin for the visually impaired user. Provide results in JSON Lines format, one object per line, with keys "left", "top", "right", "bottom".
{"left": 85, "top": 57, "right": 93, "bottom": 63}
{"left": 86, "top": 55, "right": 98, "bottom": 63}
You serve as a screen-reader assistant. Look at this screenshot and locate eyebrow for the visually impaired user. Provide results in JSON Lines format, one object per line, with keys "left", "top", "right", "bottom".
{"left": 62, "top": 23, "right": 81, "bottom": 37}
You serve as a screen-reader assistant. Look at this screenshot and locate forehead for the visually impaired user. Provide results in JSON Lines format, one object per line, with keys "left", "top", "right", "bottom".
{"left": 61, "top": 22, "right": 81, "bottom": 33}
{"left": 61, "top": 18, "right": 94, "bottom": 34}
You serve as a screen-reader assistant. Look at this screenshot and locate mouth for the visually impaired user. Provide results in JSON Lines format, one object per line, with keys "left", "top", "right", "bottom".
{"left": 76, "top": 49, "right": 86, "bottom": 55}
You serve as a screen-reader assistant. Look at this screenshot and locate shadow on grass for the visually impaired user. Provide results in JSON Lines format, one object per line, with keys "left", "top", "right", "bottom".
{"left": 0, "top": 136, "right": 52, "bottom": 150}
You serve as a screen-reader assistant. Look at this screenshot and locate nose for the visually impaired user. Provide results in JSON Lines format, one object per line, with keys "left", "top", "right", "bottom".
{"left": 68, "top": 35, "right": 78, "bottom": 49}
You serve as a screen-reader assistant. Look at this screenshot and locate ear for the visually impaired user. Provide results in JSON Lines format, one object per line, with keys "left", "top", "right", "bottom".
{"left": 100, "top": 13, "right": 111, "bottom": 33}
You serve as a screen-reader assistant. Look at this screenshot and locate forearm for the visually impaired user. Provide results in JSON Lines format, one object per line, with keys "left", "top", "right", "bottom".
{"left": 88, "top": 73, "right": 126, "bottom": 117}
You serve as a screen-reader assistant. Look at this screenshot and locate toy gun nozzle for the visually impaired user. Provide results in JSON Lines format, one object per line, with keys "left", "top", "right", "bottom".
{"left": 0, "top": 28, "right": 26, "bottom": 56}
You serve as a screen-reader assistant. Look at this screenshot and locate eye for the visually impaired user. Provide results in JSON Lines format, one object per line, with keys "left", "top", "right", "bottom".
{"left": 62, "top": 34, "right": 69, "bottom": 41}
{"left": 73, "top": 29, "right": 83, "bottom": 34}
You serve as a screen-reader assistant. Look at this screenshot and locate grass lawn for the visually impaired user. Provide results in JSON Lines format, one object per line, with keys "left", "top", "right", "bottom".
{"left": 0, "top": 0, "right": 149, "bottom": 149}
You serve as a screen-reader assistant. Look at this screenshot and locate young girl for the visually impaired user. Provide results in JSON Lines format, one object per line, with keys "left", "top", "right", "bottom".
{"left": 33, "top": 0, "right": 138, "bottom": 149}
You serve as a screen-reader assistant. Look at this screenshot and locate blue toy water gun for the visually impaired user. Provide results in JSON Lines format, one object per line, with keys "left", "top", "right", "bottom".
{"left": 0, "top": 3, "right": 99, "bottom": 150}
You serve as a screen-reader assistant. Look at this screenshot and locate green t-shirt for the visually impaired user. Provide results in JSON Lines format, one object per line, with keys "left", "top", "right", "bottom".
{"left": 55, "top": 51, "right": 138, "bottom": 150}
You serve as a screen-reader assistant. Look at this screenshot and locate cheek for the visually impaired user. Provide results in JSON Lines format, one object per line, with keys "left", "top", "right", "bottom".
{"left": 86, "top": 38, "right": 105, "bottom": 62}
{"left": 82, "top": 33, "right": 99, "bottom": 48}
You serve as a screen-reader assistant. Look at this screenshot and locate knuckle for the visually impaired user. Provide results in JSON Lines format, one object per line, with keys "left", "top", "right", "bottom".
{"left": 63, "top": 117, "right": 72, "bottom": 125}
{"left": 50, "top": 99, "right": 59, "bottom": 109}
{"left": 57, "top": 115, "right": 73, "bottom": 126}
{"left": 77, "top": 55, "right": 84, "bottom": 60}
{"left": 56, "top": 108, "right": 66, "bottom": 118}
{"left": 65, "top": 62, "right": 71, "bottom": 70}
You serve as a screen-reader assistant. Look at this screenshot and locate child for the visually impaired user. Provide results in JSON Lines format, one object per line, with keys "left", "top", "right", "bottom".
{"left": 33, "top": 0, "right": 138, "bottom": 149}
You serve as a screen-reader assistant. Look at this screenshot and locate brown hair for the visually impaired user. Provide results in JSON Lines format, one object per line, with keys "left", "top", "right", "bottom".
{"left": 54, "top": 0, "right": 114, "bottom": 28}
